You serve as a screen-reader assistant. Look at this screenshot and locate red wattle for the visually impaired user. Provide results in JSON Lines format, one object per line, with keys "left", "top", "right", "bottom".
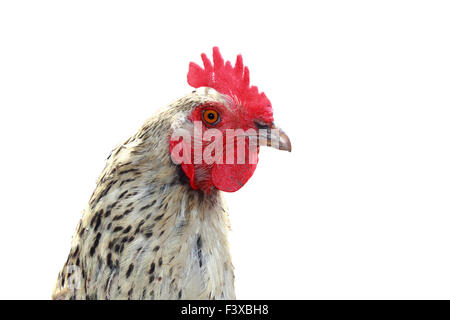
{"left": 211, "top": 162, "right": 258, "bottom": 192}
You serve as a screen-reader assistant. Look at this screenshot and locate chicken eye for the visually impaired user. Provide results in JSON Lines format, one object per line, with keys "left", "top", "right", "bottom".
{"left": 202, "top": 109, "right": 220, "bottom": 125}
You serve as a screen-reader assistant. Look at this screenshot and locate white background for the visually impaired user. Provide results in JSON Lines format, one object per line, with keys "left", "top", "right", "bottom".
{"left": 0, "top": 1, "right": 449, "bottom": 299}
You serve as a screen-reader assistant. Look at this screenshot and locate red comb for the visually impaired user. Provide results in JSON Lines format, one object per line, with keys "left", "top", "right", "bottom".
{"left": 187, "top": 47, "right": 273, "bottom": 123}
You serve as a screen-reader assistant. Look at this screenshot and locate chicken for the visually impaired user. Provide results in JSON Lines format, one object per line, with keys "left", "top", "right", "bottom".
{"left": 52, "top": 47, "right": 291, "bottom": 300}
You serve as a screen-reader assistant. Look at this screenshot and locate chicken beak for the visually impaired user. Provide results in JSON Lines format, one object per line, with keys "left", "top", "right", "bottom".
{"left": 257, "top": 124, "right": 292, "bottom": 152}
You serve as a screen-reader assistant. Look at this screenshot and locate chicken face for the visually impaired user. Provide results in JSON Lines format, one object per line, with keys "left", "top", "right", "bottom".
{"left": 170, "top": 48, "right": 291, "bottom": 193}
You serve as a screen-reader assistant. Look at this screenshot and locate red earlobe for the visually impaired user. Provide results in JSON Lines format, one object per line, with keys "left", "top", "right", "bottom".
{"left": 169, "top": 137, "right": 198, "bottom": 190}
{"left": 181, "top": 163, "right": 198, "bottom": 190}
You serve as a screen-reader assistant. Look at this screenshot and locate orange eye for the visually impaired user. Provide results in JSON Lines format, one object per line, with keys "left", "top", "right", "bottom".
{"left": 202, "top": 109, "right": 220, "bottom": 125}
